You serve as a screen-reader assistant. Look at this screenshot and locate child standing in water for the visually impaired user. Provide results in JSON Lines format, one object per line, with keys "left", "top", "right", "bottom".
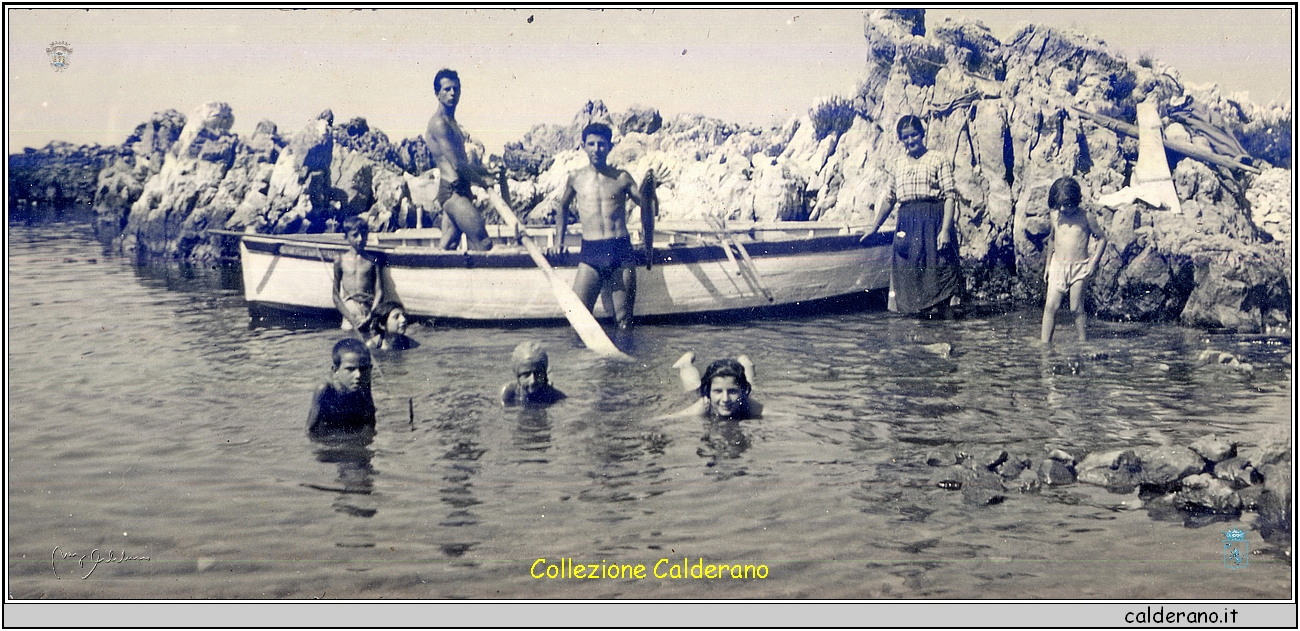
{"left": 501, "top": 342, "right": 566, "bottom": 407}
{"left": 1041, "top": 177, "right": 1108, "bottom": 344}
{"left": 308, "top": 338, "right": 376, "bottom": 437}
{"left": 669, "top": 352, "right": 762, "bottom": 420}
{"left": 333, "top": 216, "right": 384, "bottom": 347}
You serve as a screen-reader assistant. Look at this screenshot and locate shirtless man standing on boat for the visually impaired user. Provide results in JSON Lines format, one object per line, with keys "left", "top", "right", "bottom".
{"left": 426, "top": 68, "right": 497, "bottom": 251}
{"left": 555, "top": 123, "right": 649, "bottom": 330}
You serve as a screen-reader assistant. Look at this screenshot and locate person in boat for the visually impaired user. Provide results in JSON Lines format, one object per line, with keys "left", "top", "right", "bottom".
{"left": 861, "top": 114, "right": 963, "bottom": 318}
{"left": 333, "top": 216, "right": 384, "bottom": 346}
{"left": 371, "top": 301, "right": 417, "bottom": 351}
{"left": 501, "top": 341, "right": 566, "bottom": 407}
{"left": 555, "top": 122, "right": 651, "bottom": 330}
{"left": 1040, "top": 177, "right": 1108, "bottom": 345}
{"left": 666, "top": 352, "right": 762, "bottom": 421}
{"left": 425, "top": 68, "right": 498, "bottom": 252}
{"left": 308, "top": 338, "right": 377, "bottom": 438}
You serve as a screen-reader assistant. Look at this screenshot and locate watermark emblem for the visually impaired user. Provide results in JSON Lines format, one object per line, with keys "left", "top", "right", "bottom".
{"left": 47, "top": 41, "right": 72, "bottom": 72}
{"left": 1222, "top": 529, "right": 1248, "bottom": 570}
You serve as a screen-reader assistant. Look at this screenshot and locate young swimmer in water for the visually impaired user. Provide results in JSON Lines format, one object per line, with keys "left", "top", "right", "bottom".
{"left": 371, "top": 301, "right": 417, "bottom": 351}
{"left": 668, "top": 352, "right": 762, "bottom": 420}
{"left": 308, "top": 338, "right": 376, "bottom": 437}
{"left": 500, "top": 342, "right": 566, "bottom": 407}
{"left": 333, "top": 216, "right": 384, "bottom": 346}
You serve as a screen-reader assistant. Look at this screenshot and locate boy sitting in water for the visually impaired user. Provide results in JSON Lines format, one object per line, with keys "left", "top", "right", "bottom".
{"left": 1041, "top": 177, "right": 1108, "bottom": 344}
{"left": 308, "top": 338, "right": 376, "bottom": 437}
{"left": 555, "top": 123, "right": 651, "bottom": 330}
{"left": 668, "top": 352, "right": 762, "bottom": 420}
{"left": 501, "top": 342, "right": 566, "bottom": 407}
{"left": 333, "top": 216, "right": 384, "bottom": 346}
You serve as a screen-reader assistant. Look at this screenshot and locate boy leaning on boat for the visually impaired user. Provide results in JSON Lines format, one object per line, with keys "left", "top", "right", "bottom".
{"left": 554, "top": 123, "right": 654, "bottom": 331}
{"left": 333, "top": 216, "right": 385, "bottom": 347}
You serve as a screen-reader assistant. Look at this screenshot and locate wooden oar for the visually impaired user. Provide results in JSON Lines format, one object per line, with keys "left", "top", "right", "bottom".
{"left": 489, "top": 176, "right": 632, "bottom": 361}
{"left": 728, "top": 237, "right": 775, "bottom": 302}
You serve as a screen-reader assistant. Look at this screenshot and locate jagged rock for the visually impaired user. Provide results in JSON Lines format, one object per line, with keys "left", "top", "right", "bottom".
{"left": 365, "top": 168, "right": 410, "bottom": 232}
{"left": 1212, "top": 457, "right": 1261, "bottom": 489}
{"left": 396, "top": 136, "right": 436, "bottom": 176}
{"left": 1255, "top": 460, "right": 1292, "bottom": 543}
{"left": 1135, "top": 445, "right": 1206, "bottom": 491}
{"left": 1077, "top": 449, "right": 1144, "bottom": 492}
{"left": 954, "top": 467, "right": 1006, "bottom": 506}
{"left": 995, "top": 454, "right": 1031, "bottom": 480}
{"left": 120, "top": 102, "right": 240, "bottom": 257}
{"left": 1189, "top": 434, "right": 1237, "bottom": 463}
{"left": 1038, "top": 456, "right": 1077, "bottom": 486}
{"left": 260, "top": 114, "right": 334, "bottom": 234}
{"left": 975, "top": 449, "right": 1008, "bottom": 471}
{"left": 1171, "top": 473, "right": 1241, "bottom": 514}
{"left": 1246, "top": 167, "right": 1292, "bottom": 245}
{"left": 616, "top": 106, "right": 663, "bottom": 135}
{"left": 330, "top": 148, "right": 376, "bottom": 217}
{"left": 90, "top": 109, "right": 187, "bottom": 241}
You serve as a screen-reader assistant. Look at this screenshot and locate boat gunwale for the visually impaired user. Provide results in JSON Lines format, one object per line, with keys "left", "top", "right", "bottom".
{"left": 236, "top": 228, "right": 895, "bottom": 269}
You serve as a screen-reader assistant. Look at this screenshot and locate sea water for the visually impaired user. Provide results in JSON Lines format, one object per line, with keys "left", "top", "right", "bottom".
{"left": 7, "top": 222, "right": 1292, "bottom": 598}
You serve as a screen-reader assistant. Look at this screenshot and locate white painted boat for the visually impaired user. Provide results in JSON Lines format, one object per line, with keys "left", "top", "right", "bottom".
{"left": 232, "top": 221, "right": 893, "bottom": 323}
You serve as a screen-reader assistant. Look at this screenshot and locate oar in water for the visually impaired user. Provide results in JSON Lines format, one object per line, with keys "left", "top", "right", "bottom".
{"left": 490, "top": 174, "right": 633, "bottom": 361}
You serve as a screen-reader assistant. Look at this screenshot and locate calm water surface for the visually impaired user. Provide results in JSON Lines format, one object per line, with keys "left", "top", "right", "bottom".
{"left": 8, "top": 223, "right": 1292, "bottom": 598}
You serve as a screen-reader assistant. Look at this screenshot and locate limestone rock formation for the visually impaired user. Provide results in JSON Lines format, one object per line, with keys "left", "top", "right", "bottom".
{"left": 10, "top": 141, "right": 118, "bottom": 223}
{"left": 120, "top": 102, "right": 240, "bottom": 257}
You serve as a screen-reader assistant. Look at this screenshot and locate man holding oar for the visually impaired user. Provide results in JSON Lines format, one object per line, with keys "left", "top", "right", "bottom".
{"left": 426, "top": 68, "right": 498, "bottom": 251}
{"left": 555, "top": 123, "right": 652, "bottom": 331}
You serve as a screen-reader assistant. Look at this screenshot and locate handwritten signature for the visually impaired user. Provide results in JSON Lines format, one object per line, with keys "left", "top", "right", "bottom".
{"left": 51, "top": 546, "right": 150, "bottom": 579}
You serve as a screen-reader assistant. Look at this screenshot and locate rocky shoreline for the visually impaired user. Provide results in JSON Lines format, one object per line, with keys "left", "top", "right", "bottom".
{"left": 8, "top": 9, "right": 1293, "bottom": 332}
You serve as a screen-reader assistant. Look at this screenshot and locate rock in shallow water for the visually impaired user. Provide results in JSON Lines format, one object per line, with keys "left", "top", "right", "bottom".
{"left": 1189, "top": 434, "right": 1237, "bottom": 463}
{"left": 1171, "top": 473, "right": 1242, "bottom": 514}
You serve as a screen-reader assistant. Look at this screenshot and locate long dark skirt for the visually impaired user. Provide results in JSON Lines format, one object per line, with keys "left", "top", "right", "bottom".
{"left": 891, "top": 199, "right": 961, "bottom": 314}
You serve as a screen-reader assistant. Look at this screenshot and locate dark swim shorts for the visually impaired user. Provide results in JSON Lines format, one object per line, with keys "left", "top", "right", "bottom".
{"left": 437, "top": 177, "right": 474, "bottom": 204}
{"left": 580, "top": 236, "right": 634, "bottom": 273}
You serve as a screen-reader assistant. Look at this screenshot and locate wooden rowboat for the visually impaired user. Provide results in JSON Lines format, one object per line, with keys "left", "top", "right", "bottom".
{"left": 230, "top": 221, "right": 894, "bottom": 323}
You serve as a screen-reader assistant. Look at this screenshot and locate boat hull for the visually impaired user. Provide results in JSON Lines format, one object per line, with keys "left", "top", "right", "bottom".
{"left": 238, "top": 228, "right": 892, "bottom": 323}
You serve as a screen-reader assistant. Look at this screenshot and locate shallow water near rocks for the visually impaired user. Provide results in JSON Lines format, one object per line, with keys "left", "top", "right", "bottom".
{"left": 8, "top": 223, "right": 1292, "bottom": 599}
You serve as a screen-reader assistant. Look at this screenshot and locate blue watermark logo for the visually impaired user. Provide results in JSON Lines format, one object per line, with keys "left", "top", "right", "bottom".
{"left": 1222, "top": 529, "right": 1248, "bottom": 570}
{"left": 46, "top": 41, "right": 72, "bottom": 72}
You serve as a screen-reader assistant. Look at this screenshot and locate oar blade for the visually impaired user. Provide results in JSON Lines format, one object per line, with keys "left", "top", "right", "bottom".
{"left": 489, "top": 191, "right": 633, "bottom": 361}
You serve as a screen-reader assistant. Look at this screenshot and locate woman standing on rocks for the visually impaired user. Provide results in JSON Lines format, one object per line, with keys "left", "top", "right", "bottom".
{"left": 861, "top": 115, "right": 963, "bottom": 317}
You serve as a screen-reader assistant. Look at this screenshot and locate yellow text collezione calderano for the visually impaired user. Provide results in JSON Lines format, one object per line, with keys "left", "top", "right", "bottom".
{"left": 530, "top": 557, "right": 769, "bottom": 580}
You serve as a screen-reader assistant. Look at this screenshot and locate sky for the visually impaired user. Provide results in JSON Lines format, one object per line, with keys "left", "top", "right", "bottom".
{"left": 6, "top": 7, "right": 1294, "bottom": 156}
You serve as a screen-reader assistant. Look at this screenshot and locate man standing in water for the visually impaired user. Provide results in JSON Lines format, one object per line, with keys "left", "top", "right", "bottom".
{"left": 555, "top": 123, "right": 650, "bottom": 330}
{"left": 426, "top": 68, "right": 498, "bottom": 251}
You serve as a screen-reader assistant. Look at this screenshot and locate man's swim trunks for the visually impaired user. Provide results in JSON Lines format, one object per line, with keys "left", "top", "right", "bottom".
{"left": 437, "top": 177, "right": 474, "bottom": 204}
{"left": 579, "top": 236, "right": 634, "bottom": 273}
{"left": 1047, "top": 257, "right": 1092, "bottom": 294}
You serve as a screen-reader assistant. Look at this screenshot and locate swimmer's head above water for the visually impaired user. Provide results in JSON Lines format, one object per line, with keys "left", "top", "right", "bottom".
{"left": 373, "top": 301, "right": 408, "bottom": 337}
{"left": 331, "top": 338, "right": 373, "bottom": 393}
{"left": 698, "top": 359, "right": 752, "bottom": 419}
{"left": 511, "top": 341, "right": 551, "bottom": 399}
